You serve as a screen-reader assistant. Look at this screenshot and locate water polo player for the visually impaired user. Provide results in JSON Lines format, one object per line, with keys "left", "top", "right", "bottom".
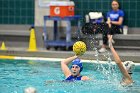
{"left": 109, "top": 39, "right": 135, "bottom": 86}
{"left": 61, "top": 55, "right": 90, "bottom": 81}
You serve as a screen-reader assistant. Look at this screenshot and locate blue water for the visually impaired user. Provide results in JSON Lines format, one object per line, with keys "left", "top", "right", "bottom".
{"left": 0, "top": 59, "right": 140, "bottom": 93}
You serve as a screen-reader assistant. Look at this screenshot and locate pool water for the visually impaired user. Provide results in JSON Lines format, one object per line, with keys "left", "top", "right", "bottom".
{"left": 0, "top": 59, "right": 140, "bottom": 93}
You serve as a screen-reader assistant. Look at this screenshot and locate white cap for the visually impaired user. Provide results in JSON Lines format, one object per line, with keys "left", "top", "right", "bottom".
{"left": 123, "top": 61, "right": 135, "bottom": 74}
{"left": 24, "top": 87, "right": 36, "bottom": 93}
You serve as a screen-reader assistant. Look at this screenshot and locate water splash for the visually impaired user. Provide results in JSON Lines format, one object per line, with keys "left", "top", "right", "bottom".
{"left": 82, "top": 33, "right": 122, "bottom": 89}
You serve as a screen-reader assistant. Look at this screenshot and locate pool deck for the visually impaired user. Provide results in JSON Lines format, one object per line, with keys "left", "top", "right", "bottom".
{"left": 0, "top": 25, "right": 140, "bottom": 63}
{"left": 0, "top": 48, "right": 140, "bottom": 63}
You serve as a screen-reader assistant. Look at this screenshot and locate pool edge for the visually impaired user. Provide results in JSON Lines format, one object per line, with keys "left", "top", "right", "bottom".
{"left": 0, "top": 55, "right": 140, "bottom": 66}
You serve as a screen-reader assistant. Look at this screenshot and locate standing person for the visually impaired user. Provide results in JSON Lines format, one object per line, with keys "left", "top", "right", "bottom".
{"left": 99, "top": 0, "right": 124, "bottom": 52}
{"left": 61, "top": 55, "right": 90, "bottom": 81}
{"left": 108, "top": 38, "right": 135, "bottom": 86}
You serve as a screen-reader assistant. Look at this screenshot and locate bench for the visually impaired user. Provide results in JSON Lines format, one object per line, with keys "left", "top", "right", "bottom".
{"left": 81, "top": 34, "right": 140, "bottom": 50}
{"left": 92, "top": 34, "right": 140, "bottom": 40}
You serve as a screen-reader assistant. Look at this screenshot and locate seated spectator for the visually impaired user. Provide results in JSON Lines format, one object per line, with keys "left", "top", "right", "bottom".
{"left": 81, "top": 0, "right": 124, "bottom": 53}
{"left": 99, "top": 0, "right": 124, "bottom": 52}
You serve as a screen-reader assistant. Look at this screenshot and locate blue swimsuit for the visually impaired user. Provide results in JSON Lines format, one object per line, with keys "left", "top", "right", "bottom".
{"left": 65, "top": 75, "right": 82, "bottom": 81}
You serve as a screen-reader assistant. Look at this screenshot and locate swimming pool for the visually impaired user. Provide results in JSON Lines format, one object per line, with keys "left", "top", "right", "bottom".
{"left": 0, "top": 59, "right": 140, "bottom": 93}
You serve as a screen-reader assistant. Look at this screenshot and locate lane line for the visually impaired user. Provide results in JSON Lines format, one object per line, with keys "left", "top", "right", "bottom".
{"left": 0, "top": 55, "right": 140, "bottom": 65}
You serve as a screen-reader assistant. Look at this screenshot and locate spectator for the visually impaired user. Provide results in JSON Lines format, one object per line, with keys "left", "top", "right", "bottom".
{"left": 99, "top": 0, "right": 124, "bottom": 52}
